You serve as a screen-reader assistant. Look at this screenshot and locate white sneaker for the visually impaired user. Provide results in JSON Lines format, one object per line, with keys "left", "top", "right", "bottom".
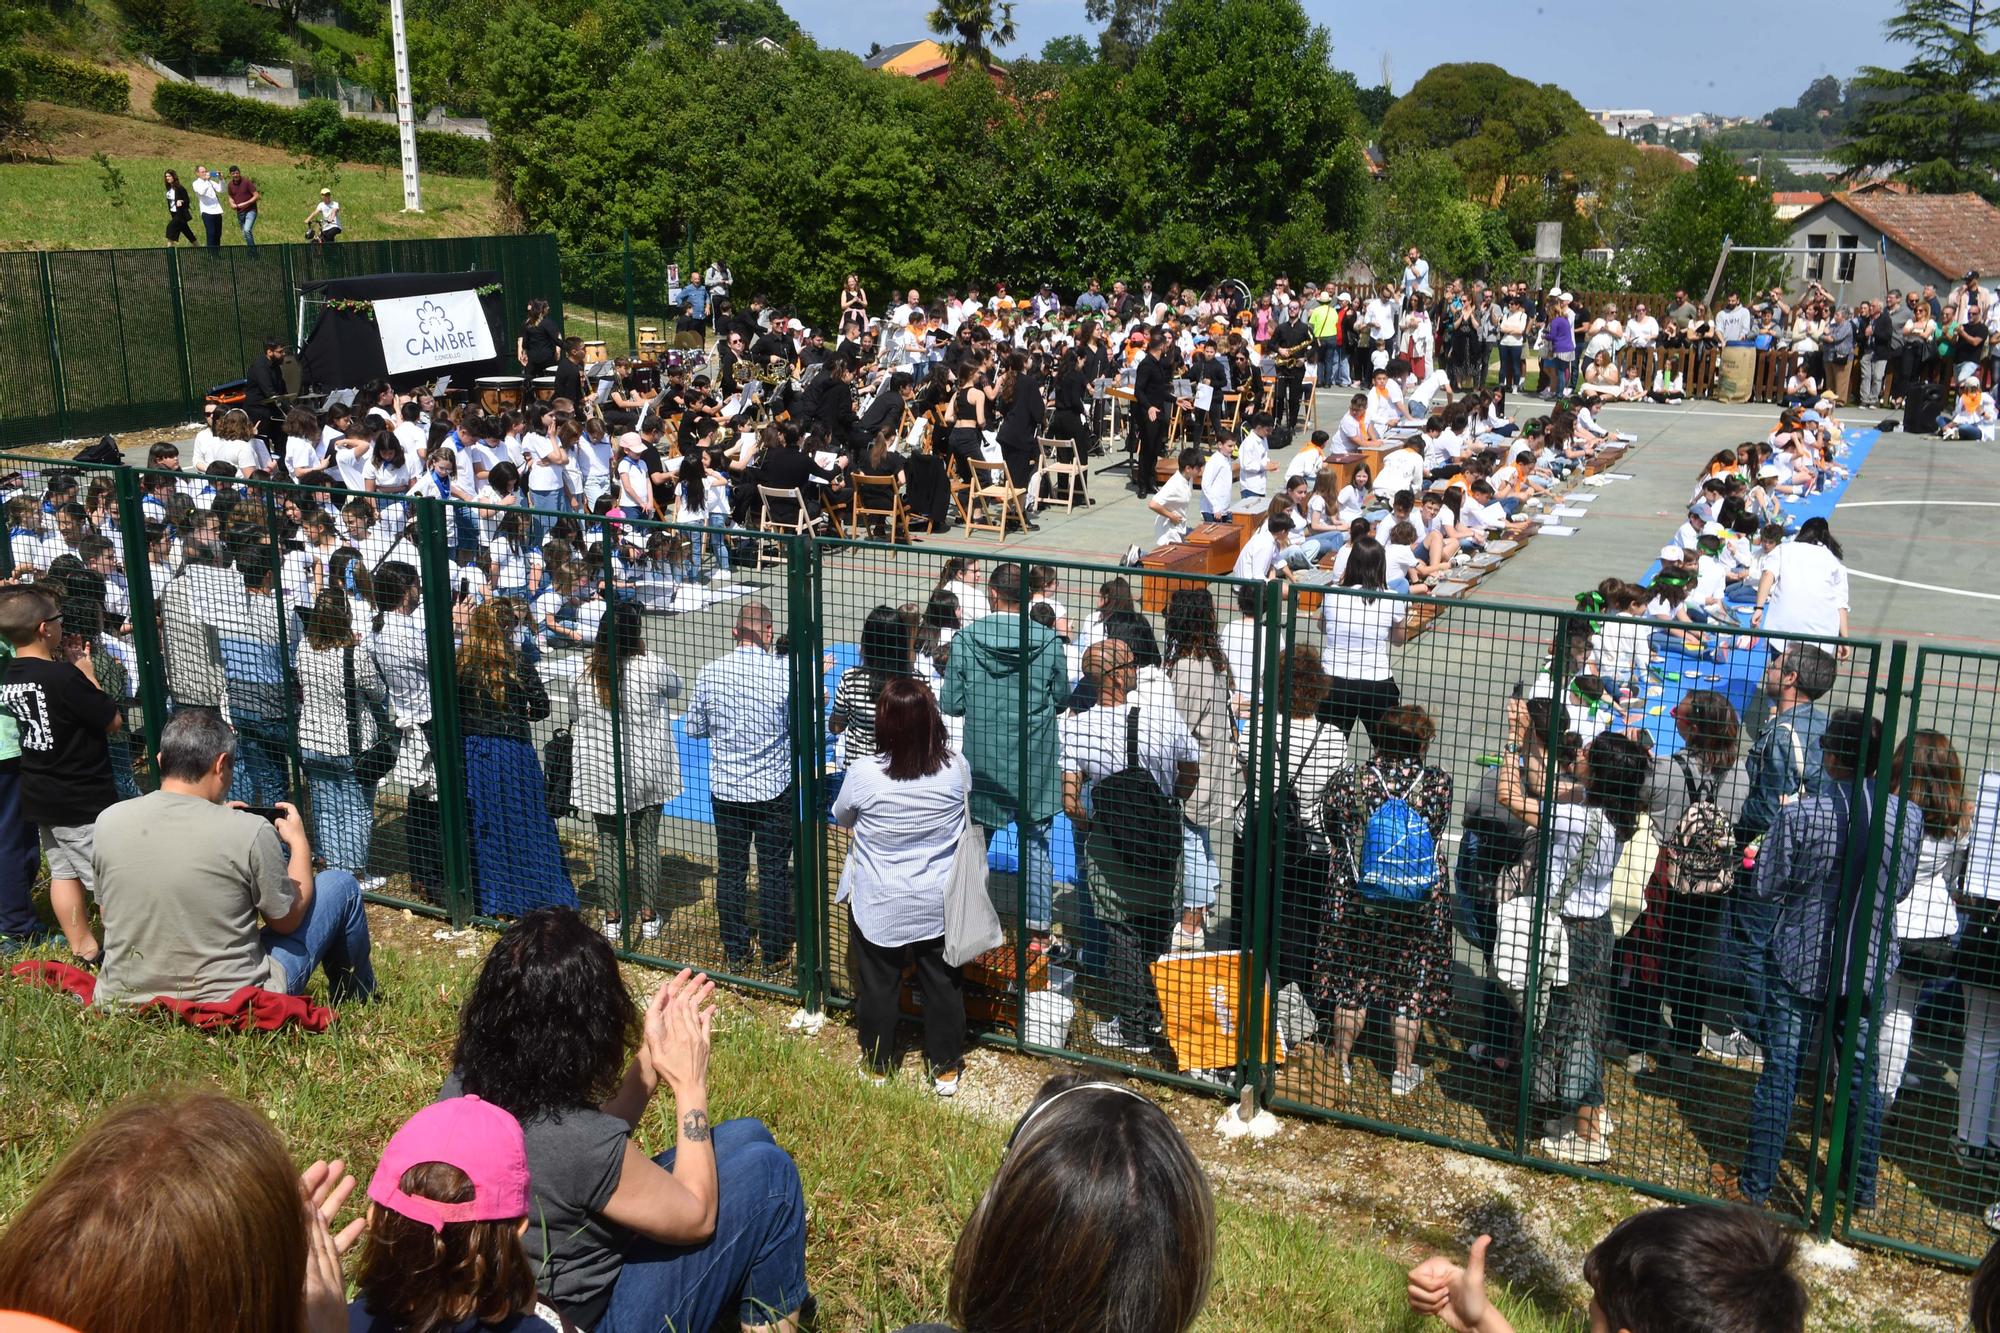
{"left": 600, "top": 917, "right": 622, "bottom": 944}
{"left": 357, "top": 875, "right": 388, "bottom": 894}
{"left": 1091, "top": 1019, "right": 1153, "bottom": 1054}
{"left": 1390, "top": 1066, "right": 1425, "bottom": 1097}
{"left": 1537, "top": 1131, "right": 1611, "bottom": 1164}
{"left": 934, "top": 1069, "right": 960, "bottom": 1098}
{"left": 710, "top": 570, "right": 732, "bottom": 585}
{"left": 1544, "top": 1113, "right": 1616, "bottom": 1139}
{"left": 640, "top": 916, "right": 661, "bottom": 941}
{"left": 1339, "top": 1057, "right": 1353, "bottom": 1086}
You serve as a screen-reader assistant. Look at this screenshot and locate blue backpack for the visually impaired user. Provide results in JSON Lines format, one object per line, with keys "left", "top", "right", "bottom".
{"left": 1356, "top": 775, "right": 1439, "bottom": 905}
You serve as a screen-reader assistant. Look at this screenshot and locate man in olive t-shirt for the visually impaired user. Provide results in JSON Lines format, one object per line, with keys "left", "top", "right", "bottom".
{"left": 92, "top": 708, "right": 375, "bottom": 1006}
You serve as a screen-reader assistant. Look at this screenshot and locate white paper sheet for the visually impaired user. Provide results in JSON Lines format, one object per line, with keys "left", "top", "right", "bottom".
{"left": 1536, "top": 525, "right": 1578, "bottom": 536}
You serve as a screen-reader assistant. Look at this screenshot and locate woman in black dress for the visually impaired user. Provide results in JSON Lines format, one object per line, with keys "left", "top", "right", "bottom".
{"left": 517, "top": 298, "right": 561, "bottom": 392}
{"left": 945, "top": 350, "right": 991, "bottom": 481}
{"left": 163, "top": 170, "right": 195, "bottom": 246}
{"left": 1051, "top": 345, "right": 1094, "bottom": 461}
{"left": 993, "top": 351, "right": 1046, "bottom": 529}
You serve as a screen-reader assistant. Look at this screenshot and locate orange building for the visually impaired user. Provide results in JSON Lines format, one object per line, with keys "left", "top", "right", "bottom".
{"left": 863, "top": 38, "right": 1005, "bottom": 86}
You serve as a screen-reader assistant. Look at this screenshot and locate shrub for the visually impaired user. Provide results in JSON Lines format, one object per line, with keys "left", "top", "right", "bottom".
{"left": 151, "top": 82, "right": 491, "bottom": 177}
{"left": 114, "top": 0, "right": 282, "bottom": 62}
{"left": 16, "top": 50, "right": 130, "bottom": 113}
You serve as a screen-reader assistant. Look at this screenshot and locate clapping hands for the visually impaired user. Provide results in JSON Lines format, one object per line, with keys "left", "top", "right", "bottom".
{"left": 643, "top": 968, "right": 717, "bottom": 1100}
{"left": 300, "top": 1158, "right": 366, "bottom": 1333}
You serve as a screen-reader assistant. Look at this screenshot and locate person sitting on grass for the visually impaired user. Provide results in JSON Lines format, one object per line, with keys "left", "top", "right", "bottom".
{"left": 446, "top": 907, "right": 810, "bottom": 1333}
{"left": 1406, "top": 1205, "right": 1806, "bottom": 1333}
{"left": 0, "top": 1090, "right": 366, "bottom": 1333}
{"left": 348, "top": 1096, "right": 564, "bottom": 1332}
{"left": 895, "top": 1074, "right": 1216, "bottom": 1333}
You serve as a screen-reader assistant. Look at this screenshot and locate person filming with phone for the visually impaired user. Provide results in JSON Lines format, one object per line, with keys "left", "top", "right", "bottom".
{"left": 90, "top": 707, "right": 376, "bottom": 1008}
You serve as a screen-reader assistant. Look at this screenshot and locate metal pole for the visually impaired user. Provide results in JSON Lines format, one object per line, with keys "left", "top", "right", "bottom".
{"left": 166, "top": 248, "right": 197, "bottom": 423}
{"left": 113, "top": 469, "right": 169, "bottom": 785}
{"left": 389, "top": 0, "right": 423, "bottom": 212}
{"left": 1513, "top": 609, "right": 1574, "bottom": 1158}
{"left": 603, "top": 522, "right": 629, "bottom": 948}
{"left": 416, "top": 498, "right": 473, "bottom": 925}
{"left": 623, "top": 227, "right": 638, "bottom": 357}
{"left": 1701, "top": 235, "right": 1734, "bottom": 311}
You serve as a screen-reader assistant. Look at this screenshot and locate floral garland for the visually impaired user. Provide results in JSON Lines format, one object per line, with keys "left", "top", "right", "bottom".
{"left": 320, "top": 285, "right": 503, "bottom": 320}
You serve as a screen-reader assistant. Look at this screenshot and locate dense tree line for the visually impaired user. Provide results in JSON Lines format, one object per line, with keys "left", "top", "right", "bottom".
{"left": 481, "top": 0, "right": 1370, "bottom": 313}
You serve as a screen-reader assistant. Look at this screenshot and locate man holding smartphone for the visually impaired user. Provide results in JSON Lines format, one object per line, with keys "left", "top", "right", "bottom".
{"left": 90, "top": 708, "right": 376, "bottom": 1007}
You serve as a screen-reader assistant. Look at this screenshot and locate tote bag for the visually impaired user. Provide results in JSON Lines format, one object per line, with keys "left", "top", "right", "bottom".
{"left": 943, "top": 796, "right": 1004, "bottom": 967}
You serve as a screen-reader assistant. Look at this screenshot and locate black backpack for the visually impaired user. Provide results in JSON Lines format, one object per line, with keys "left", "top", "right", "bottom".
{"left": 1092, "top": 707, "right": 1181, "bottom": 880}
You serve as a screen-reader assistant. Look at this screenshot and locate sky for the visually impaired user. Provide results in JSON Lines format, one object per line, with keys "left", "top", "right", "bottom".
{"left": 775, "top": 0, "right": 1902, "bottom": 118}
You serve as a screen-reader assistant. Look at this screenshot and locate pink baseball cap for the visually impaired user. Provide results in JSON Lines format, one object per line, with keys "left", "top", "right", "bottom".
{"left": 366, "top": 1096, "right": 531, "bottom": 1233}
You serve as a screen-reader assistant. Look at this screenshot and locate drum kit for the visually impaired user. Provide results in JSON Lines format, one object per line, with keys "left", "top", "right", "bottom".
{"left": 475, "top": 376, "right": 523, "bottom": 416}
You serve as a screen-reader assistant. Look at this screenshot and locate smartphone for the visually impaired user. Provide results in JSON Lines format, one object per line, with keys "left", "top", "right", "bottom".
{"left": 242, "top": 805, "right": 286, "bottom": 824}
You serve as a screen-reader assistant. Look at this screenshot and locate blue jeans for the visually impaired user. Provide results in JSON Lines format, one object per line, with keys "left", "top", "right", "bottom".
{"left": 237, "top": 208, "right": 256, "bottom": 248}
{"left": 1724, "top": 581, "right": 1759, "bottom": 607}
{"left": 987, "top": 817, "right": 1054, "bottom": 933}
{"left": 301, "top": 749, "right": 374, "bottom": 876}
{"left": 1739, "top": 977, "right": 1886, "bottom": 1207}
{"left": 528, "top": 488, "right": 565, "bottom": 543}
{"left": 229, "top": 714, "right": 291, "bottom": 806}
{"left": 0, "top": 762, "right": 43, "bottom": 939}
{"left": 1726, "top": 891, "right": 1780, "bottom": 1045}
{"left": 1180, "top": 820, "right": 1218, "bottom": 913}
{"left": 713, "top": 790, "right": 795, "bottom": 968}
{"left": 597, "top": 1118, "right": 810, "bottom": 1333}
{"left": 688, "top": 513, "right": 732, "bottom": 581}
{"left": 262, "top": 869, "right": 376, "bottom": 1002}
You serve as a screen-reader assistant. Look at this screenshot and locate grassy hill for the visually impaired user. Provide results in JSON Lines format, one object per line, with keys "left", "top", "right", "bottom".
{"left": 1, "top": 102, "right": 504, "bottom": 251}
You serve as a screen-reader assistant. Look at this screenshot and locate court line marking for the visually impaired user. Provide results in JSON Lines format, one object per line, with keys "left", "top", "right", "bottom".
{"left": 1835, "top": 500, "right": 2000, "bottom": 509}
{"left": 1846, "top": 568, "right": 2000, "bottom": 601}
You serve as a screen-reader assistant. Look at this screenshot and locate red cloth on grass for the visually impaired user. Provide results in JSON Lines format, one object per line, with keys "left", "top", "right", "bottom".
{"left": 8, "top": 961, "right": 335, "bottom": 1032}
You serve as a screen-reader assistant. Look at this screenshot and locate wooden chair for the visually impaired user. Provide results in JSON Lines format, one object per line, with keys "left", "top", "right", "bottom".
{"left": 963, "top": 459, "right": 1029, "bottom": 539}
{"left": 847, "top": 472, "right": 911, "bottom": 543}
{"left": 1036, "top": 434, "right": 1089, "bottom": 512}
{"left": 1219, "top": 391, "right": 1245, "bottom": 437}
{"left": 756, "top": 484, "right": 827, "bottom": 567}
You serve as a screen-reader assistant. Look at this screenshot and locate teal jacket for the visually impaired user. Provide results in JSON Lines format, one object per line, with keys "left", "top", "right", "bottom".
{"left": 939, "top": 612, "right": 1069, "bottom": 828}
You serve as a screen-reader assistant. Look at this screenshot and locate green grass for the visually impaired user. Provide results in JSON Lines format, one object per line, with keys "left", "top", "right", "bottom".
{"left": 0, "top": 914, "right": 1588, "bottom": 1333}
{"left": 1, "top": 104, "right": 503, "bottom": 252}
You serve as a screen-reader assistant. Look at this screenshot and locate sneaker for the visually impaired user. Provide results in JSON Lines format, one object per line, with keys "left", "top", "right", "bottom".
{"left": 1544, "top": 1113, "right": 1616, "bottom": 1139}
{"left": 1090, "top": 1019, "right": 1153, "bottom": 1054}
{"left": 357, "top": 874, "right": 388, "bottom": 894}
{"left": 1339, "top": 1057, "right": 1353, "bottom": 1086}
{"left": 1702, "top": 1026, "right": 1762, "bottom": 1066}
{"left": 1390, "top": 1066, "right": 1425, "bottom": 1097}
{"left": 1537, "top": 1131, "right": 1611, "bottom": 1165}
{"left": 639, "top": 914, "right": 661, "bottom": 941}
{"left": 1985, "top": 1201, "right": 2000, "bottom": 1235}
{"left": 934, "top": 1068, "right": 960, "bottom": 1098}
{"left": 599, "top": 916, "right": 622, "bottom": 944}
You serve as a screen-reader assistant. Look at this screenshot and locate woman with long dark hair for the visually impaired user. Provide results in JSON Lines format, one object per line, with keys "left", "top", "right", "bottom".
{"left": 1162, "top": 588, "right": 1237, "bottom": 949}
{"left": 295, "top": 567, "right": 388, "bottom": 887}
{"left": 517, "top": 298, "right": 561, "bottom": 389}
{"left": 832, "top": 676, "right": 970, "bottom": 1092}
{"left": 457, "top": 601, "right": 574, "bottom": 916}
{"left": 571, "top": 600, "right": 681, "bottom": 942}
{"left": 1316, "top": 537, "right": 1409, "bottom": 743}
{"left": 994, "top": 351, "right": 1047, "bottom": 530}
{"left": 1755, "top": 516, "right": 1849, "bottom": 645}
{"left": 162, "top": 169, "right": 196, "bottom": 245}
{"left": 1051, "top": 344, "right": 1095, "bottom": 462}
{"left": 1497, "top": 702, "right": 1651, "bottom": 1165}
{"left": 830, "top": 604, "right": 912, "bottom": 767}
{"left": 448, "top": 909, "right": 809, "bottom": 1332}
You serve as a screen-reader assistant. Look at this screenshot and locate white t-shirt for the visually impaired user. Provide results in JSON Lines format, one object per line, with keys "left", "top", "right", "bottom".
{"left": 1384, "top": 544, "right": 1421, "bottom": 587}
{"left": 1059, "top": 701, "right": 1198, "bottom": 816}
{"left": 332, "top": 439, "right": 369, "bottom": 492}
{"left": 1237, "top": 433, "right": 1273, "bottom": 497}
{"left": 1199, "top": 452, "right": 1234, "bottom": 518}
{"left": 285, "top": 434, "right": 326, "bottom": 475}
{"left": 1549, "top": 803, "right": 1620, "bottom": 918}
{"left": 1233, "top": 526, "right": 1283, "bottom": 580}
{"left": 1761, "top": 540, "right": 1849, "bottom": 639}
{"left": 1152, "top": 471, "right": 1194, "bottom": 546}
{"left": 1221, "top": 617, "right": 1261, "bottom": 703}
{"left": 192, "top": 176, "right": 223, "bottom": 215}
{"left": 523, "top": 433, "right": 565, "bottom": 491}
{"left": 1335, "top": 413, "right": 1370, "bottom": 451}
{"left": 1372, "top": 447, "right": 1424, "bottom": 499}
{"left": 314, "top": 199, "right": 342, "bottom": 229}
{"left": 1318, "top": 590, "right": 1403, "bottom": 680}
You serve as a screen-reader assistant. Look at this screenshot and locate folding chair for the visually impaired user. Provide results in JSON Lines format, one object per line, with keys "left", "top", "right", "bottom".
{"left": 847, "top": 472, "right": 912, "bottom": 543}
{"left": 1036, "top": 434, "right": 1089, "bottom": 512}
{"left": 756, "top": 484, "right": 827, "bottom": 567}
{"left": 963, "top": 459, "right": 1029, "bottom": 539}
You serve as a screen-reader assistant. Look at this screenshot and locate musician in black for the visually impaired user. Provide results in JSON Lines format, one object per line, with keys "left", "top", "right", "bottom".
{"left": 517, "top": 298, "right": 561, "bottom": 390}
{"left": 749, "top": 321, "right": 795, "bottom": 374}
{"left": 1050, "top": 347, "right": 1093, "bottom": 461}
{"left": 243, "top": 338, "right": 288, "bottom": 443}
{"left": 552, "top": 336, "right": 586, "bottom": 409}
{"left": 755, "top": 423, "right": 844, "bottom": 522}
{"left": 1186, "top": 339, "right": 1228, "bottom": 444}
{"left": 717, "top": 330, "right": 748, "bottom": 395}
{"left": 797, "top": 327, "right": 830, "bottom": 372}
{"left": 1270, "top": 303, "right": 1313, "bottom": 434}
{"left": 857, "top": 371, "right": 913, "bottom": 445}
{"left": 993, "top": 351, "right": 1045, "bottom": 530}
{"left": 1132, "top": 329, "right": 1173, "bottom": 496}
{"left": 807, "top": 358, "right": 865, "bottom": 452}
{"left": 673, "top": 302, "right": 706, "bottom": 338}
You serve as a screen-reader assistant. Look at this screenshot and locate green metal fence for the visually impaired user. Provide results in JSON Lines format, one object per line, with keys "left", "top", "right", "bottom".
{"left": 3, "top": 447, "right": 1992, "bottom": 1266}
{"left": 0, "top": 235, "right": 563, "bottom": 448}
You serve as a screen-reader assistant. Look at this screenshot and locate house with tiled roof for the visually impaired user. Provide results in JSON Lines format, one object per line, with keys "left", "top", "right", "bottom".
{"left": 862, "top": 37, "right": 1004, "bottom": 85}
{"left": 1785, "top": 190, "right": 2000, "bottom": 296}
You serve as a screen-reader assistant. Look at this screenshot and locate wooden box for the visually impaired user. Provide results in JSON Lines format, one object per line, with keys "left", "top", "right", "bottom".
{"left": 1138, "top": 541, "right": 1214, "bottom": 614}
{"left": 1182, "top": 521, "right": 1242, "bottom": 574}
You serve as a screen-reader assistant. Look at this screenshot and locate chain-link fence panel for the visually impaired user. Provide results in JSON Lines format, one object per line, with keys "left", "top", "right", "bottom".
{"left": 0, "top": 254, "right": 62, "bottom": 448}
{"left": 1841, "top": 645, "right": 2000, "bottom": 1265}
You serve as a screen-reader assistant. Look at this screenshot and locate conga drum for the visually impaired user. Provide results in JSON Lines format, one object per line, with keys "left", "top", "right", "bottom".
{"left": 532, "top": 375, "right": 559, "bottom": 403}
{"left": 476, "top": 376, "right": 522, "bottom": 416}
{"left": 583, "top": 340, "right": 608, "bottom": 366}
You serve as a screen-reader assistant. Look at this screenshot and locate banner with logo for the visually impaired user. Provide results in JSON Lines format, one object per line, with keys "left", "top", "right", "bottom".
{"left": 375, "top": 290, "right": 496, "bottom": 376}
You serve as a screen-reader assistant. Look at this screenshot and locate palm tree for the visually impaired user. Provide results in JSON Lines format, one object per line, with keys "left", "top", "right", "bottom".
{"left": 926, "top": 0, "right": 1016, "bottom": 69}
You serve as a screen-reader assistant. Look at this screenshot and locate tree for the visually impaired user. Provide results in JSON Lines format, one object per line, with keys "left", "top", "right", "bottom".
{"left": 1085, "top": 0, "right": 1161, "bottom": 68}
{"left": 927, "top": 0, "right": 1015, "bottom": 67}
{"left": 1040, "top": 33, "right": 1092, "bottom": 65}
{"left": 1840, "top": 0, "right": 2000, "bottom": 197}
{"left": 1368, "top": 150, "right": 1503, "bottom": 279}
{"left": 1796, "top": 72, "right": 1844, "bottom": 114}
{"left": 1629, "top": 144, "right": 1786, "bottom": 296}
{"left": 1378, "top": 62, "right": 1598, "bottom": 194}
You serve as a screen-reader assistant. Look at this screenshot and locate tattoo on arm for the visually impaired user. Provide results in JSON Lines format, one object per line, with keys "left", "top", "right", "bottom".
{"left": 681, "top": 1110, "right": 711, "bottom": 1143}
